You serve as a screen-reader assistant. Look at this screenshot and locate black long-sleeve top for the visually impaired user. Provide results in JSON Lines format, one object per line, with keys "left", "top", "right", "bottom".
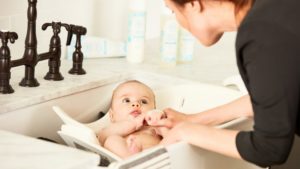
{"left": 235, "top": 0, "right": 300, "bottom": 167}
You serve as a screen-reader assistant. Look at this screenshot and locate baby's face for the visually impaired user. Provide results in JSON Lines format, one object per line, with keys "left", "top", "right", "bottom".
{"left": 110, "top": 82, "right": 155, "bottom": 122}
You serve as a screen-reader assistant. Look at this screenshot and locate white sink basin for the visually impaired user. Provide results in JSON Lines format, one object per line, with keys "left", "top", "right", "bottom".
{"left": 0, "top": 72, "right": 259, "bottom": 169}
{"left": 0, "top": 72, "right": 196, "bottom": 143}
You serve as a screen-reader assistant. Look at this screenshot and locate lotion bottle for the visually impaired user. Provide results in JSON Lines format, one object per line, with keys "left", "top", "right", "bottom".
{"left": 177, "top": 27, "right": 195, "bottom": 63}
{"left": 126, "top": 0, "right": 147, "bottom": 63}
{"left": 160, "top": 5, "right": 179, "bottom": 66}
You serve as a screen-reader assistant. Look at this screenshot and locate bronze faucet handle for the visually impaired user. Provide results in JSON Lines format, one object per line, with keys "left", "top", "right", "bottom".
{"left": 65, "top": 24, "right": 87, "bottom": 46}
{"left": 42, "top": 22, "right": 70, "bottom": 35}
{"left": 0, "top": 31, "right": 18, "bottom": 44}
{"left": 69, "top": 24, "right": 87, "bottom": 35}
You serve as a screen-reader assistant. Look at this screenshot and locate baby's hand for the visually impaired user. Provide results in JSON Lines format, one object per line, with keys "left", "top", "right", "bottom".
{"left": 133, "top": 114, "right": 145, "bottom": 130}
{"left": 145, "top": 109, "right": 166, "bottom": 126}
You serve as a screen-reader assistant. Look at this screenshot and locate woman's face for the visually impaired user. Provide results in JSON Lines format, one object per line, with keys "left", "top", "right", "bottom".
{"left": 164, "top": 0, "right": 224, "bottom": 46}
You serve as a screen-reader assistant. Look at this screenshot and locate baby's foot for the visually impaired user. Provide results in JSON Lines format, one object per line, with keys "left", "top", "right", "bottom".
{"left": 126, "top": 135, "right": 142, "bottom": 154}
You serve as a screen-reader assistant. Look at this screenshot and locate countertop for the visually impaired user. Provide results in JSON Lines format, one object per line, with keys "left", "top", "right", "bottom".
{"left": 0, "top": 130, "right": 100, "bottom": 169}
{"left": 0, "top": 56, "right": 238, "bottom": 114}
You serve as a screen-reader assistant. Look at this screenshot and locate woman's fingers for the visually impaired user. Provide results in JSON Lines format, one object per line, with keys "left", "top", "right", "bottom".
{"left": 163, "top": 108, "right": 188, "bottom": 125}
{"left": 153, "top": 118, "right": 173, "bottom": 128}
{"left": 159, "top": 125, "right": 182, "bottom": 145}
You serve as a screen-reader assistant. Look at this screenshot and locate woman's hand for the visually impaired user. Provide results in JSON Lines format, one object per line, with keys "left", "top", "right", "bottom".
{"left": 161, "top": 108, "right": 189, "bottom": 128}
{"left": 159, "top": 122, "right": 189, "bottom": 145}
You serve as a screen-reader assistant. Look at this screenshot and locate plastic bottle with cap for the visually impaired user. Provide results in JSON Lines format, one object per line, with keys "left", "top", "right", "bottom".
{"left": 126, "top": 0, "right": 147, "bottom": 63}
{"left": 160, "top": 5, "right": 179, "bottom": 67}
{"left": 177, "top": 27, "right": 196, "bottom": 63}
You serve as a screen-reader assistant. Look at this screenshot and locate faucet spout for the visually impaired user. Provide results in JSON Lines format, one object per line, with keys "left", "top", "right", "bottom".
{"left": 19, "top": 0, "right": 39, "bottom": 87}
{"left": 0, "top": 0, "right": 87, "bottom": 94}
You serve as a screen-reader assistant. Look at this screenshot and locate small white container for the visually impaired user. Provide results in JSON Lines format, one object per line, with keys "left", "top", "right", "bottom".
{"left": 177, "top": 27, "right": 195, "bottom": 63}
{"left": 160, "top": 6, "right": 179, "bottom": 67}
{"left": 126, "top": 0, "right": 147, "bottom": 63}
{"left": 66, "top": 36, "right": 126, "bottom": 59}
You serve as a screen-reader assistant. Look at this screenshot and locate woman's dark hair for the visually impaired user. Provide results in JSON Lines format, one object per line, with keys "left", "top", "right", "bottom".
{"left": 171, "top": 0, "right": 252, "bottom": 13}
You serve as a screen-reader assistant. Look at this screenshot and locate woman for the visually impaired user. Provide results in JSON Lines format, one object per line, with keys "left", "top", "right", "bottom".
{"left": 156, "top": 0, "right": 300, "bottom": 167}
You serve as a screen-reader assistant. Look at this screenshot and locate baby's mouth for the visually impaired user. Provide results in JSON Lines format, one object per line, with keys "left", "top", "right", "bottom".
{"left": 130, "top": 110, "right": 141, "bottom": 117}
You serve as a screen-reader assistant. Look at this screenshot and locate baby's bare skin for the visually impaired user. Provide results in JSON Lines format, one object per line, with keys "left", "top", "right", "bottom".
{"left": 126, "top": 126, "right": 162, "bottom": 154}
{"left": 98, "top": 81, "right": 169, "bottom": 159}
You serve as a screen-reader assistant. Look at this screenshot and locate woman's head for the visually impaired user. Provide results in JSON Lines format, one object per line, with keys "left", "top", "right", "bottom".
{"left": 109, "top": 80, "right": 156, "bottom": 122}
{"left": 164, "top": 0, "right": 253, "bottom": 46}
{"left": 168, "top": 0, "right": 250, "bottom": 11}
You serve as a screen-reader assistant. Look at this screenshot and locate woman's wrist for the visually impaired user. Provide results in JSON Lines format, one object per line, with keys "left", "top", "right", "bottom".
{"left": 185, "top": 113, "right": 196, "bottom": 123}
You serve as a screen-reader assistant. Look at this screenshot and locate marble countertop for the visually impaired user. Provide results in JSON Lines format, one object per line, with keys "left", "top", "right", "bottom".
{"left": 0, "top": 130, "right": 101, "bottom": 169}
{"left": 0, "top": 56, "right": 238, "bottom": 114}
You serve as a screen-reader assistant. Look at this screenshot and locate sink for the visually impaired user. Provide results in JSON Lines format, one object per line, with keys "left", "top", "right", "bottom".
{"left": 0, "top": 72, "right": 196, "bottom": 143}
{"left": 0, "top": 72, "right": 259, "bottom": 169}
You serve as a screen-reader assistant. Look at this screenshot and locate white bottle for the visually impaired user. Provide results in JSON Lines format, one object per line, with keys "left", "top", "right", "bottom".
{"left": 177, "top": 27, "right": 195, "bottom": 63}
{"left": 160, "top": 6, "right": 179, "bottom": 66}
{"left": 126, "top": 0, "right": 147, "bottom": 63}
{"left": 66, "top": 37, "right": 126, "bottom": 59}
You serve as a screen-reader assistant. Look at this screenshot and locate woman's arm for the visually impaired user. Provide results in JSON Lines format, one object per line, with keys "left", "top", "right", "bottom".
{"left": 188, "top": 94, "right": 253, "bottom": 126}
{"left": 160, "top": 94, "right": 253, "bottom": 128}
{"left": 160, "top": 122, "right": 242, "bottom": 159}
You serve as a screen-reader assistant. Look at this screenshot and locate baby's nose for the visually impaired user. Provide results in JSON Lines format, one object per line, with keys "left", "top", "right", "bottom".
{"left": 131, "top": 101, "right": 140, "bottom": 107}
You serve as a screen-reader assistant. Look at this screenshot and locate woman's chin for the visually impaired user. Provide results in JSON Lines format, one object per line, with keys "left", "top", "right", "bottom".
{"left": 198, "top": 33, "right": 223, "bottom": 47}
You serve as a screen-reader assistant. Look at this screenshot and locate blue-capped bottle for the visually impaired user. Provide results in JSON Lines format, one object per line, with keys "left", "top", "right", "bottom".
{"left": 177, "top": 27, "right": 195, "bottom": 63}
{"left": 126, "top": 0, "right": 146, "bottom": 63}
{"left": 160, "top": 5, "right": 179, "bottom": 67}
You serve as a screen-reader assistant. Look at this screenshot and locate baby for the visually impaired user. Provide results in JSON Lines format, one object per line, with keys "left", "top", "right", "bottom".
{"left": 98, "top": 80, "right": 168, "bottom": 158}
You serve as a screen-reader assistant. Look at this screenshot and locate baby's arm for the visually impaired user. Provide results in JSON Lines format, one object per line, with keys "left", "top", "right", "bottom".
{"left": 98, "top": 114, "right": 145, "bottom": 145}
{"left": 98, "top": 121, "right": 135, "bottom": 145}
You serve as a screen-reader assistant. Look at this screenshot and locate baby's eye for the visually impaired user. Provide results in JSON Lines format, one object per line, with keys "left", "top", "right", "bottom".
{"left": 140, "top": 99, "right": 148, "bottom": 104}
{"left": 122, "top": 98, "right": 131, "bottom": 103}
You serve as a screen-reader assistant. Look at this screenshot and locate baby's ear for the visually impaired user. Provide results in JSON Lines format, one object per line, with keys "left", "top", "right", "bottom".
{"left": 108, "top": 109, "right": 114, "bottom": 122}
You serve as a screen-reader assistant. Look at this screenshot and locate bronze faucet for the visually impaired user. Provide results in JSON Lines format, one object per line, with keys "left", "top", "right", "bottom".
{"left": 0, "top": 0, "right": 87, "bottom": 94}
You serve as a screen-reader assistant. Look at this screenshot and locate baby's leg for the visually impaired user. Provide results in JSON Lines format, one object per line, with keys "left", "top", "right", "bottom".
{"left": 126, "top": 135, "right": 142, "bottom": 154}
{"left": 104, "top": 135, "right": 141, "bottom": 159}
{"left": 104, "top": 135, "right": 132, "bottom": 158}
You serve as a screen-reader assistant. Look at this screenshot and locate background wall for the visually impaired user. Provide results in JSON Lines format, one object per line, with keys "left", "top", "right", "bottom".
{"left": 0, "top": 0, "right": 237, "bottom": 72}
{"left": 0, "top": 0, "right": 96, "bottom": 59}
